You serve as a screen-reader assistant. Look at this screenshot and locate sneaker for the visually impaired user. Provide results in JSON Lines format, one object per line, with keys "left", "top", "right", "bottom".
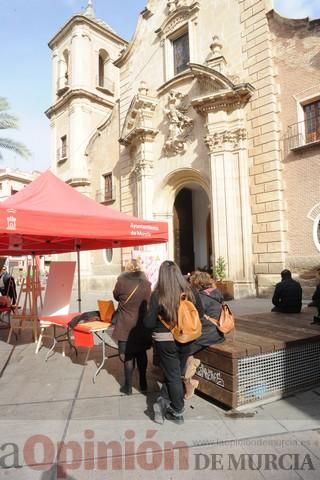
{"left": 165, "top": 406, "right": 184, "bottom": 425}
{"left": 153, "top": 397, "right": 166, "bottom": 424}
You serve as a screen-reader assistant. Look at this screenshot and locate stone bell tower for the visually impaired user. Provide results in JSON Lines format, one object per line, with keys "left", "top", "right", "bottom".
{"left": 45, "top": 0, "right": 127, "bottom": 192}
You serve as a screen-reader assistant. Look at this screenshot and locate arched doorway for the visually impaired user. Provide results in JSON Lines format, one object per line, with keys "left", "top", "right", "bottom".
{"left": 173, "top": 185, "right": 211, "bottom": 274}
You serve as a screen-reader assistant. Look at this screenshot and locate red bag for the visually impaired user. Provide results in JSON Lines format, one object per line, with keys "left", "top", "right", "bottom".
{"left": 0, "top": 296, "right": 11, "bottom": 308}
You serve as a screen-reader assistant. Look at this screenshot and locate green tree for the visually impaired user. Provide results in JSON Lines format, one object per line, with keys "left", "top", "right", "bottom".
{"left": 214, "top": 256, "right": 227, "bottom": 281}
{"left": 0, "top": 97, "right": 31, "bottom": 160}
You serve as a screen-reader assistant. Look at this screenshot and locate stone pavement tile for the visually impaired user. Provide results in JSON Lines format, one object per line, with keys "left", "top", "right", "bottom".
{"left": 235, "top": 430, "right": 320, "bottom": 479}
{"left": 2, "top": 399, "right": 72, "bottom": 421}
{"left": 62, "top": 417, "right": 236, "bottom": 466}
{"left": 71, "top": 395, "right": 120, "bottom": 420}
{"left": 261, "top": 398, "right": 320, "bottom": 431}
{"left": 0, "top": 418, "right": 67, "bottom": 467}
{"left": 221, "top": 407, "right": 288, "bottom": 439}
{"left": 0, "top": 374, "right": 81, "bottom": 404}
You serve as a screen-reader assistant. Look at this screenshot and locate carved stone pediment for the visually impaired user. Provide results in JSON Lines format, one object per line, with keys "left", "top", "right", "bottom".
{"left": 156, "top": 2, "right": 199, "bottom": 38}
{"left": 119, "top": 82, "right": 158, "bottom": 146}
{"left": 189, "top": 65, "right": 255, "bottom": 113}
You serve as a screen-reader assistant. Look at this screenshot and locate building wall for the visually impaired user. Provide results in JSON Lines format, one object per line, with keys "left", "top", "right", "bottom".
{"left": 48, "top": 1, "right": 320, "bottom": 298}
{"left": 268, "top": 13, "right": 320, "bottom": 272}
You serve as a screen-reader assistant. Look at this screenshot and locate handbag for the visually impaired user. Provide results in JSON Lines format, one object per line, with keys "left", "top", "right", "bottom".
{"left": 112, "top": 283, "right": 140, "bottom": 325}
{"left": 204, "top": 303, "right": 235, "bottom": 334}
{"left": 0, "top": 295, "right": 11, "bottom": 308}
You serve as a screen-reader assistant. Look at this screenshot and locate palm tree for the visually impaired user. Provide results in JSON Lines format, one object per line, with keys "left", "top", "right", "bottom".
{"left": 0, "top": 96, "right": 31, "bottom": 160}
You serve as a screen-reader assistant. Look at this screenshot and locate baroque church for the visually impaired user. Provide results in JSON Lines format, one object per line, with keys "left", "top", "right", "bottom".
{"left": 46, "top": 0, "right": 320, "bottom": 297}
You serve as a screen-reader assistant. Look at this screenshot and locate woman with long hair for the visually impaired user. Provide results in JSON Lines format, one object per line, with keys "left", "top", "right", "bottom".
{"left": 144, "top": 260, "right": 203, "bottom": 424}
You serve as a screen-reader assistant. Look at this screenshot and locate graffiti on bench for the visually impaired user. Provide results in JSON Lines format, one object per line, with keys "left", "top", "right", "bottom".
{"left": 196, "top": 364, "right": 225, "bottom": 387}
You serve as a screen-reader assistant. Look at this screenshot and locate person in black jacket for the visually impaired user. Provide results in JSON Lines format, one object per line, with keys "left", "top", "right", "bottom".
{"left": 144, "top": 260, "right": 203, "bottom": 425}
{"left": 271, "top": 269, "right": 302, "bottom": 313}
{"left": 190, "top": 270, "right": 225, "bottom": 350}
{"left": 0, "top": 266, "right": 17, "bottom": 305}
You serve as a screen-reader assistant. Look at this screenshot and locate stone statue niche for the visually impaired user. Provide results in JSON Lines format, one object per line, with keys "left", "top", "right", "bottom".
{"left": 164, "top": 90, "right": 193, "bottom": 155}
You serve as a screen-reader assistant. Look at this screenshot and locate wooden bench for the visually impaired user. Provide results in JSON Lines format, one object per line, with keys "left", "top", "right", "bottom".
{"left": 194, "top": 309, "right": 320, "bottom": 409}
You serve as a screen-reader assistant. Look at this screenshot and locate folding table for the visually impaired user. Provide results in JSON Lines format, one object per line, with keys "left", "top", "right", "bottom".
{"left": 73, "top": 321, "right": 118, "bottom": 382}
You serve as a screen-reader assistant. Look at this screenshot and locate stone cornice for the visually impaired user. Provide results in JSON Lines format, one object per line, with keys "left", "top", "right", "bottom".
{"left": 48, "top": 15, "right": 127, "bottom": 50}
{"left": 158, "top": 63, "right": 238, "bottom": 96}
{"left": 66, "top": 177, "right": 91, "bottom": 188}
{"left": 119, "top": 128, "right": 159, "bottom": 147}
{"left": 192, "top": 83, "right": 255, "bottom": 113}
{"left": 45, "top": 89, "right": 115, "bottom": 119}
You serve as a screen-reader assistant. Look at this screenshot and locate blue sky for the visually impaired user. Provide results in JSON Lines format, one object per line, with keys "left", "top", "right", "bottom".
{"left": 1, "top": 0, "right": 320, "bottom": 173}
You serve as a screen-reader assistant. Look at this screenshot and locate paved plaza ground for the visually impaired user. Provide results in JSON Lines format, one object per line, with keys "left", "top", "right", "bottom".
{"left": 0, "top": 294, "right": 319, "bottom": 479}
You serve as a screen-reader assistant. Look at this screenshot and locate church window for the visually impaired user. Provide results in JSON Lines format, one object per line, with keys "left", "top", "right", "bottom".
{"left": 98, "top": 54, "right": 105, "bottom": 87}
{"left": 103, "top": 173, "right": 113, "bottom": 202}
{"left": 97, "top": 49, "right": 113, "bottom": 93}
{"left": 61, "top": 135, "right": 67, "bottom": 159}
{"left": 173, "top": 32, "right": 190, "bottom": 75}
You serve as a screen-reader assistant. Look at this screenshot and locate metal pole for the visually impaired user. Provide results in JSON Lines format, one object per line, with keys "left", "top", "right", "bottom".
{"left": 76, "top": 246, "right": 82, "bottom": 312}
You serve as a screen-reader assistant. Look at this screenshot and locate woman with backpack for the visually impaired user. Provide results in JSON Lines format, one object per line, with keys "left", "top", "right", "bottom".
{"left": 144, "top": 260, "right": 203, "bottom": 425}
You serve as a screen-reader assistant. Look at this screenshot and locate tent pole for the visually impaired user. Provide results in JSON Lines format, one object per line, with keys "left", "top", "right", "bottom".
{"left": 76, "top": 246, "right": 81, "bottom": 312}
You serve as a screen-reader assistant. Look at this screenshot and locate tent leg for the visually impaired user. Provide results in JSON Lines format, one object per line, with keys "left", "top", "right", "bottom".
{"left": 77, "top": 247, "right": 81, "bottom": 313}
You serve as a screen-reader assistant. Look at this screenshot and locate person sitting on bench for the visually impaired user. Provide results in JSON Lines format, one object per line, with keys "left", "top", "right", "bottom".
{"left": 271, "top": 269, "right": 302, "bottom": 313}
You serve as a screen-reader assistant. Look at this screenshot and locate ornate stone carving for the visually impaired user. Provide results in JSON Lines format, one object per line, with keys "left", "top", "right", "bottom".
{"left": 205, "top": 128, "right": 247, "bottom": 152}
{"left": 167, "top": 0, "right": 191, "bottom": 14}
{"left": 119, "top": 81, "right": 158, "bottom": 146}
{"left": 164, "top": 90, "right": 194, "bottom": 155}
{"left": 157, "top": 2, "right": 199, "bottom": 38}
{"left": 133, "top": 159, "right": 154, "bottom": 179}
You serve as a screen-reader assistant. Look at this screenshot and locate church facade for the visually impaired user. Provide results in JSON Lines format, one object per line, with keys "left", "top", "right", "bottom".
{"left": 46, "top": 0, "right": 320, "bottom": 297}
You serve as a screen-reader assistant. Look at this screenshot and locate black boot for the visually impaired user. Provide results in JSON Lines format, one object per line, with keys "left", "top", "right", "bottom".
{"left": 120, "top": 359, "right": 134, "bottom": 395}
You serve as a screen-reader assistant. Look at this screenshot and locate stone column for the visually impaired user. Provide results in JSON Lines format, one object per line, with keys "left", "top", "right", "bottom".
{"left": 205, "top": 123, "right": 254, "bottom": 297}
{"left": 71, "top": 26, "right": 91, "bottom": 89}
{"left": 133, "top": 138, "right": 155, "bottom": 220}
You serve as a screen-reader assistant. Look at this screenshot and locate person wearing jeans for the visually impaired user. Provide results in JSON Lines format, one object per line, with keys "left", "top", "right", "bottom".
{"left": 144, "top": 260, "right": 203, "bottom": 425}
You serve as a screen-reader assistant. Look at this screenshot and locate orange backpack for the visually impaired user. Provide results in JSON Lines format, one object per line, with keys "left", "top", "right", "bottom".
{"left": 205, "top": 303, "right": 235, "bottom": 334}
{"left": 160, "top": 293, "right": 202, "bottom": 343}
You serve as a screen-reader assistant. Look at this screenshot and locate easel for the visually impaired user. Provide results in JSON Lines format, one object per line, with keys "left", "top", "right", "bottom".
{"left": 7, "top": 259, "right": 44, "bottom": 343}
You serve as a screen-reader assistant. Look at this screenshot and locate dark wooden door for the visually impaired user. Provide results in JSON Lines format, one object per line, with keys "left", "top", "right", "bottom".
{"left": 173, "top": 188, "right": 195, "bottom": 274}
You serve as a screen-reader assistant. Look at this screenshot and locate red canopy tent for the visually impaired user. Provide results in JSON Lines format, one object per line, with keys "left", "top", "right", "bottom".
{"left": 0, "top": 170, "right": 168, "bottom": 310}
{"left": 0, "top": 170, "right": 167, "bottom": 255}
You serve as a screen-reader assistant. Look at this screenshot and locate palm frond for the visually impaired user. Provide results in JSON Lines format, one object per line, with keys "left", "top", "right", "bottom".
{"left": 0, "top": 112, "right": 19, "bottom": 130}
{"left": 0, "top": 137, "right": 31, "bottom": 159}
{"left": 0, "top": 97, "right": 10, "bottom": 113}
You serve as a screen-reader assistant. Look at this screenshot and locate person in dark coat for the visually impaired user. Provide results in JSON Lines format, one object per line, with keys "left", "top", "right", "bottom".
{"left": 0, "top": 266, "right": 17, "bottom": 305}
{"left": 112, "top": 259, "right": 152, "bottom": 395}
{"left": 190, "top": 271, "right": 225, "bottom": 350}
{"left": 271, "top": 269, "right": 302, "bottom": 313}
